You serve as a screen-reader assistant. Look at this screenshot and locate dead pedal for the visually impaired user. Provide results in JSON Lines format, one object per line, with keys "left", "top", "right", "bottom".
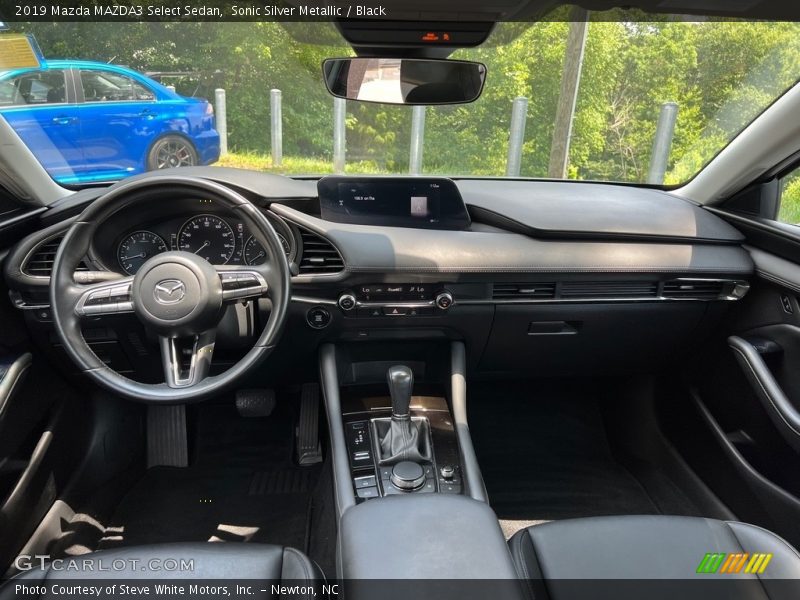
{"left": 235, "top": 389, "right": 276, "bottom": 417}
{"left": 296, "top": 383, "right": 323, "bottom": 465}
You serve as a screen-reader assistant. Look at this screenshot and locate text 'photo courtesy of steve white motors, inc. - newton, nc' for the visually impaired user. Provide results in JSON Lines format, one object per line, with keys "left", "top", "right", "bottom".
{"left": 11, "top": 3, "right": 389, "bottom": 18}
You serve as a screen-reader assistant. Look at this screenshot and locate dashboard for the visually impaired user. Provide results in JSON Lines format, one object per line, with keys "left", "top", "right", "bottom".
{"left": 3, "top": 168, "right": 757, "bottom": 380}
{"left": 89, "top": 197, "right": 296, "bottom": 275}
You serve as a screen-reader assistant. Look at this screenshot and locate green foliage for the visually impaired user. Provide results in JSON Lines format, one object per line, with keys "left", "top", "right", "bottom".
{"left": 16, "top": 20, "right": 800, "bottom": 183}
{"left": 779, "top": 171, "right": 800, "bottom": 226}
{"left": 217, "top": 151, "right": 389, "bottom": 175}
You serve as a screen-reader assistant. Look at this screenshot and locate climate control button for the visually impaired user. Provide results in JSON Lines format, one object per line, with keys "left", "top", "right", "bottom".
{"left": 435, "top": 291, "right": 454, "bottom": 310}
{"left": 338, "top": 292, "right": 357, "bottom": 311}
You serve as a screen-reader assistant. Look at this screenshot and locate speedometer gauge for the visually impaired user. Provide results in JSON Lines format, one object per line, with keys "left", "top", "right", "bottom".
{"left": 177, "top": 215, "right": 235, "bottom": 264}
{"left": 117, "top": 231, "right": 168, "bottom": 275}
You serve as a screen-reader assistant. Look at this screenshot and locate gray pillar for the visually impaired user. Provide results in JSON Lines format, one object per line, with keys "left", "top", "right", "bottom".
{"left": 333, "top": 97, "right": 346, "bottom": 174}
{"left": 409, "top": 105, "right": 426, "bottom": 175}
{"left": 270, "top": 89, "right": 282, "bottom": 168}
{"left": 647, "top": 102, "right": 679, "bottom": 185}
{"left": 214, "top": 88, "right": 227, "bottom": 156}
{"left": 506, "top": 97, "right": 529, "bottom": 177}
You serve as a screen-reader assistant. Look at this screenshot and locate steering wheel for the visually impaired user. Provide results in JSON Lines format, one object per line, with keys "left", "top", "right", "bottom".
{"left": 50, "top": 176, "right": 291, "bottom": 403}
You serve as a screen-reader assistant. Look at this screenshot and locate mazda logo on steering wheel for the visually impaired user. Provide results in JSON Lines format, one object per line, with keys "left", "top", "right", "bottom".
{"left": 153, "top": 279, "right": 186, "bottom": 305}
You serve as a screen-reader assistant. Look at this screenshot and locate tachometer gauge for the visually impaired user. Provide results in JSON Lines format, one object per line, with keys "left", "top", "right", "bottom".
{"left": 177, "top": 215, "right": 235, "bottom": 264}
{"left": 244, "top": 233, "right": 290, "bottom": 265}
{"left": 117, "top": 231, "right": 168, "bottom": 275}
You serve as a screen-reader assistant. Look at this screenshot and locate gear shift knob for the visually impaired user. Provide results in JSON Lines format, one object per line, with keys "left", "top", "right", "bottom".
{"left": 387, "top": 365, "right": 414, "bottom": 418}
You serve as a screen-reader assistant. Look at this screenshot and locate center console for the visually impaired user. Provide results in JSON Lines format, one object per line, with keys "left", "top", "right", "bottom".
{"left": 318, "top": 340, "right": 486, "bottom": 516}
{"left": 320, "top": 340, "right": 522, "bottom": 589}
{"left": 343, "top": 366, "right": 464, "bottom": 500}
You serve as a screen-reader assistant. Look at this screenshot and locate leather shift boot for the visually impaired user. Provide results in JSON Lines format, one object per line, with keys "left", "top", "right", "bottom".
{"left": 379, "top": 416, "right": 426, "bottom": 464}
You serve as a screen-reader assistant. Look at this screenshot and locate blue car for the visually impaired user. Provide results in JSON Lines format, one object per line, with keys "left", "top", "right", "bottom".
{"left": 0, "top": 60, "right": 220, "bottom": 184}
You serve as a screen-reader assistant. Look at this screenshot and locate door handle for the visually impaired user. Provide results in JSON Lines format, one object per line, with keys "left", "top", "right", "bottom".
{"left": 51, "top": 116, "right": 77, "bottom": 125}
{"left": 728, "top": 335, "right": 800, "bottom": 452}
{"left": 139, "top": 109, "right": 156, "bottom": 119}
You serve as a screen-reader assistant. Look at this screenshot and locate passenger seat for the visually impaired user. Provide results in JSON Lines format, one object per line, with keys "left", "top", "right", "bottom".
{"left": 509, "top": 515, "right": 800, "bottom": 599}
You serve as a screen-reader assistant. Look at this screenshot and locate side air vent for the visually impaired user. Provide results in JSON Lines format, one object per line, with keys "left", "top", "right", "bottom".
{"left": 561, "top": 281, "right": 659, "bottom": 299}
{"left": 492, "top": 283, "right": 556, "bottom": 300}
{"left": 298, "top": 228, "right": 345, "bottom": 275}
{"left": 22, "top": 235, "right": 89, "bottom": 277}
{"left": 662, "top": 280, "right": 725, "bottom": 300}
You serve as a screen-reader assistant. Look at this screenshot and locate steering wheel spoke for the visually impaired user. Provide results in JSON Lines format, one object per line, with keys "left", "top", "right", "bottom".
{"left": 73, "top": 276, "right": 134, "bottom": 318}
{"left": 216, "top": 265, "right": 270, "bottom": 302}
{"left": 159, "top": 330, "right": 216, "bottom": 388}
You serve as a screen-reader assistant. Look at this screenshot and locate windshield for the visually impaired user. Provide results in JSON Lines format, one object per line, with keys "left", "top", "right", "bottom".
{"left": 3, "top": 19, "right": 800, "bottom": 187}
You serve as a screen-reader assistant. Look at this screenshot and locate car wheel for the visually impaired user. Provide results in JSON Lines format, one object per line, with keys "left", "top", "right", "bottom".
{"left": 147, "top": 136, "right": 199, "bottom": 170}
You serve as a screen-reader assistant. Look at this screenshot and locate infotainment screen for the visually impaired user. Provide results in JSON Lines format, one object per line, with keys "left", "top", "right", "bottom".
{"left": 317, "top": 177, "right": 471, "bottom": 230}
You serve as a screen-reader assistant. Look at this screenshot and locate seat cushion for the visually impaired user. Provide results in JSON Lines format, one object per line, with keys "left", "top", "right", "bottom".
{"left": 1, "top": 543, "right": 320, "bottom": 598}
{"left": 509, "top": 515, "right": 800, "bottom": 600}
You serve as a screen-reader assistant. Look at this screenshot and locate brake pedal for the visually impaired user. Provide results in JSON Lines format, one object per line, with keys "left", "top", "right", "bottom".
{"left": 235, "top": 389, "right": 276, "bottom": 417}
{"left": 147, "top": 405, "right": 188, "bottom": 468}
{"left": 296, "top": 383, "right": 323, "bottom": 465}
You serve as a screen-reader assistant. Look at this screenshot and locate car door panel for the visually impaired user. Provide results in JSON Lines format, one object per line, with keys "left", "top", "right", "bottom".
{"left": 672, "top": 179, "right": 800, "bottom": 547}
{"left": 73, "top": 68, "right": 161, "bottom": 180}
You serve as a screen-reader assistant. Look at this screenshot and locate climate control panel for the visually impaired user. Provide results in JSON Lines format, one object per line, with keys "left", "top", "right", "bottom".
{"left": 337, "top": 284, "right": 454, "bottom": 317}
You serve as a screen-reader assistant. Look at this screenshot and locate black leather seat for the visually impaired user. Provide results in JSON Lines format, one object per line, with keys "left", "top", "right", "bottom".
{"left": 509, "top": 515, "right": 800, "bottom": 600}
{"left": 1, "top": 543, "right": 320, "bottom": 598}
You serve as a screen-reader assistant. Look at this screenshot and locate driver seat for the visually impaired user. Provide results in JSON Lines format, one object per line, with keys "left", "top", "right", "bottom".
{"left": 0, "top": 543, "right": 321, "bottom": 598}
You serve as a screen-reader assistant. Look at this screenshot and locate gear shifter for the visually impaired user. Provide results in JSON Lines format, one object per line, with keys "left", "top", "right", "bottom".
{"left": 387, "top": 365, "right": 413, "bottom": 419}
{"left": 376, "top": 365, "right": 427, "bottom": 465}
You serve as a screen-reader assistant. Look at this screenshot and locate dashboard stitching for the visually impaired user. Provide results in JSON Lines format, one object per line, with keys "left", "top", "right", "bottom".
{"left": 756, "top": 270, "right": 800, "bottom": 295}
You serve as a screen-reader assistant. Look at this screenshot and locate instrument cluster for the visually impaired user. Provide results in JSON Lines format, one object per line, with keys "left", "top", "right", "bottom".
{"left": 111, "top": 209, "right": 294, "bottom": 276}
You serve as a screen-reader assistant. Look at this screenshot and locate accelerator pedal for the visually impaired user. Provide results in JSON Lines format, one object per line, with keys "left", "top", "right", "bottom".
{"left": 147, "top": 404, "right": 188, "bottom": 468}
{"left": 235, "top": 389, "right": 276, "bottom": 418}
{"left": 296, "top": 383, "right": 323, "bottom": 466}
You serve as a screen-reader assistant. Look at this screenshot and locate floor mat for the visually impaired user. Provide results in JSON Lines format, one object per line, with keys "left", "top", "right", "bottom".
{"left": 98, "top": 400, "right": 319, "bottom": 551}
{"left": 469, "top": 380, "right": 678, "bottom": 526}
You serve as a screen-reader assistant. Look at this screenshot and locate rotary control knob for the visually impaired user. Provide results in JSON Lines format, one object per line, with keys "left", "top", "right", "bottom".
{"left": 440, "top": 465, "right": 455, "bottom": 480}
{"left": 338, "top": 292, "right": 357, "bottom": 311}
{"left": 390, "top": 460, "right": 426, "bottom": 491}
{"left": 435, "top": 291, "right": 454, "bottom": 310}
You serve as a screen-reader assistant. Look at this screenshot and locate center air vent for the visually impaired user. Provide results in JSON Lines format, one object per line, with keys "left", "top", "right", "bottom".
{"left": 298, "top": 228, "right": 345, "bottom": 275}
{"left": 22, "top": 235, "right": 89, "bottom": 277}
{"left": 561, "top": 281, "right": 659, "bottom": 299}
{"left": 492, "top": 283, "right": 556, "bottom": 300}
{"left": 662, "top": 280, "right": 724, "bottom": 300}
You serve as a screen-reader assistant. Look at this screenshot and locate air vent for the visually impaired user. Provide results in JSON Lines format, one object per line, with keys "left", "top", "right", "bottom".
{"left": 662, "top": 280, "right": 724, "bottom": 300}
{"left": 298, "top": 228, "right": 344, "bottom": 275}
{"left": 561, "top": 281, "right": 659, "bottom": 299}
{"left": 492, "top": 283, "right": 556, "bottom": 300}
{"left": 22, "top": 235, "right": 89, "bottom": 277}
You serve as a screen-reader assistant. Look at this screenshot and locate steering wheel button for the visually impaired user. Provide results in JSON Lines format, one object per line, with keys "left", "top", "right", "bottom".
{"left": 83, "top": 304, "right": 105, "bottom": 315}
{"left": 90, "top": 289, "right": 111, "bottom": 300}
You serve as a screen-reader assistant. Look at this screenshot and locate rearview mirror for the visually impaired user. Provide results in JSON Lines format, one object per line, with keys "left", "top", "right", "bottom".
{"left": 322, "top": 58, "right": 486, "bottom": 106}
